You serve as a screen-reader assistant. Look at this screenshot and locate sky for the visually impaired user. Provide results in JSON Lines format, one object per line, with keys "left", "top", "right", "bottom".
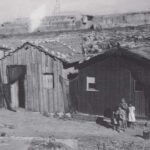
{"left": 0, "top": 0, "right": 150, "bottom": 23}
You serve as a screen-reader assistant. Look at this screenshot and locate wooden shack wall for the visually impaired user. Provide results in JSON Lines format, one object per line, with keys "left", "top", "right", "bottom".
{"left": 0, "top": 45, "right": 65, "bottom": 113}
{"left": 72, "top": 56, "right": 132, "bottom": 116}
{"left": 71, "top": 55, "right": 150, "bottom": 118}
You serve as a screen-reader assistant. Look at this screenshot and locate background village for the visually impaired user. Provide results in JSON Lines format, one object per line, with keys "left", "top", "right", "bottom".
{"left": 0, "top": 0, "right": 150, "bottom": 150}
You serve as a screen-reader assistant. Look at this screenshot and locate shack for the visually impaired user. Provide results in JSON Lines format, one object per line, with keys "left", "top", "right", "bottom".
{"left": 0, "top": 41, "right": 80, "bottom": 114}
{"left": 70, "top": 47, "right": 150, "bottom": 119}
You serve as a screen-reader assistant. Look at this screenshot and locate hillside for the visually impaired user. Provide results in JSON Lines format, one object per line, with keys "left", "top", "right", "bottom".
{"left": 0, "top": 11, "right": 149, "bottom": 61}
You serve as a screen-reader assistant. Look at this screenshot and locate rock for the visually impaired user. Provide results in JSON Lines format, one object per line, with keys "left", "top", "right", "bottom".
{"left": 0, "top": 132, "right": 6, "bottom": 137}
{"left": 43, "top": 112, "right": 50, "bottom": 117}
{"left": 49, "top": 113, "right": 55, "bottom": 118}
{"left": 65, "top": 113, "right": 72, "bottom": 118}
{"left": 7, "top": 125, "right": 15, "bottom": 129}
{"left": 144, "top": 122, "right": 150, "bottom": 127}
{"left": 57, "top": 112, "right": 64, "bottom": 118}
{"left": 55, "top": 139, "right": 78, "bottom": 150}
{"left": 143, "top": 130, "right": 150, "bottom": 140}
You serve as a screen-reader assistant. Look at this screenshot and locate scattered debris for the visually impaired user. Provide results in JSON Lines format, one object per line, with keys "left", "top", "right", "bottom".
{"left": 144, "top": 122, "right": 150, "bottom": 127}
{"left": 28, "top": 136, "right": 78, "bottom": 150}
{"left": 0, "top": 123, "right": 15, "bottom": 129}
{"left": 0, "top": 132, "right": 6, "bottom": 137}
{"left": 65, "top": 113, "right": 72, "bottom": 119}
{"left": 57, "top": 112, "right": 64, "bottom": 119}
{"left": 43, "top": 112, "right": 50, "bottom": 117}
{"left": 143, "top": 130, "right": 150, "bottom": 140}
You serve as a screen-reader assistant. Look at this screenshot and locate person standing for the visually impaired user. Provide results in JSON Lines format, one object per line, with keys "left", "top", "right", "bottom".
{"left": 119, "top": 98, "right": 128, "bottom": 129}
{"left": 112, "top": 106, "right": 126, "bottom": 132}
{"left": 117, "top": 106, "right": 127, "bottom": 132}
{"left": 111, "top": 107, "right": 119, "bottom": 131}
{"left": 128, "top": 103, "right": 136, "bottom": 128}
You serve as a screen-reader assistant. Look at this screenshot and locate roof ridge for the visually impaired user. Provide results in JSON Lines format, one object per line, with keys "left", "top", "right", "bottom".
{"left": 0, "top": 41, "right": 69, "bottom": 63}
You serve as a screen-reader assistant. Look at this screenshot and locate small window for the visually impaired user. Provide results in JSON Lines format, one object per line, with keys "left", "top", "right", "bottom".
{"left": 43, "top": 73, "right": 54, "bottom": 89}
{"left": 134, "top": 80, "right": 143, "bottom": 91}
{"left": 86, "top": 76, "right": 98, "bottom": 91}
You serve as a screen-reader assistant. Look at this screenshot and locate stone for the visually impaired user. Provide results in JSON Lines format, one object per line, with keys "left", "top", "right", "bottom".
{"left": 0, "top": 132, "right": 6, "bottom": 137}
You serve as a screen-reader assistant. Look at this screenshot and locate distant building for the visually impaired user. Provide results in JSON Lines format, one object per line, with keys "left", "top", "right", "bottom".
{"left": 0, "top": 11, "right": 150, "bottom": 35}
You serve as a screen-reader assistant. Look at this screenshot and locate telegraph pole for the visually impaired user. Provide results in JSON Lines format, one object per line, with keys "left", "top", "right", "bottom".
{"left": 53, "top": 0, "right": 60, "bottom": 16}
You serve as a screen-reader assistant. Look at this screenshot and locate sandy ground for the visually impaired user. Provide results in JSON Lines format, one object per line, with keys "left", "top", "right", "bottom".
{"left": 0, "top": 109, "right": 150, "bottom": 150}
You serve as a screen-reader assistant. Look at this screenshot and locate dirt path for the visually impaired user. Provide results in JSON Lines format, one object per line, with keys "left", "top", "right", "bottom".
{"left": 0, "top": 109, "right": 118, "bottom": 138}
{"left": 0, "top": 138, "right": 30, "bottom": 150}
{"left": 0, "top": 109, "right": 150, "bottom": 150}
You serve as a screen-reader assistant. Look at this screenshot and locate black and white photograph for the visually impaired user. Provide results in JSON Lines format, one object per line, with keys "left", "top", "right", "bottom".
{"left": 0, "top": 0, "right": 150, "bottom": 149}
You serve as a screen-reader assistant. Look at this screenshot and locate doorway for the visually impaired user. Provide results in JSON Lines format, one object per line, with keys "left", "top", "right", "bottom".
{"left": 134, "top": 80, "right": 145, "bottom": 118}
{"left": 7, "top": 65, "right": 26, "bottom": 109}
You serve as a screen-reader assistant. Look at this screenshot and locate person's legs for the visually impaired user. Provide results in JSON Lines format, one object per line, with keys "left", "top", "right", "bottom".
{"left": 125, "top": 119, "right": 128, "bottom": 128}
{"left": 116, "top": 124, "right": 120, "bottom": 132}
{"left": 117, "top": 120, "right": 122, "bottom": 132}
{"left": 122, "top": 120, "right": 126, "bottom": 131}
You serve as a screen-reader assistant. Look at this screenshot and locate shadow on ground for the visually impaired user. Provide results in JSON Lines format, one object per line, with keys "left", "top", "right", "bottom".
{"left": 96, "top": 117, "right": 112, "bottom": 129}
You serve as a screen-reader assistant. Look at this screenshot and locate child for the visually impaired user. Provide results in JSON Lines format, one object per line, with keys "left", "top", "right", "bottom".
{"left": 111, "top": 106, "right": 127, "bottom": 132}
{"left": 119, "top": 107, "right": 127, "bottom": 131}
{"left": 119, "top": 98, "right": 128, "bottom": 129}
{"left": 111, "top": 109, "right": 119, "bottom": 131}
{"left": 128, "top": 103, "right": 136, "bottom": 128}
{"left": 117, "top": 106, "right": 127, "bottom": 132}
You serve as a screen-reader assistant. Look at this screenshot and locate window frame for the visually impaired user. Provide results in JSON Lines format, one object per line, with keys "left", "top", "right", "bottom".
{"left": 43, "top": 73, "right": 54, "bottom": 89}
{"left": 86, "top": 76, "right": 98, "bottom": 92}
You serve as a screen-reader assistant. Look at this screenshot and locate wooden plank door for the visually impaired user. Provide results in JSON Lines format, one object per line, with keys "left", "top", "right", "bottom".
{"left": 10, "top": 80, "right": 19, "bottom": 108}
{"left": 134, "top": 81, "right": 146, "bottom": 118}
{"left": 134, "top": 91, "right": 146, "bottom": 118}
